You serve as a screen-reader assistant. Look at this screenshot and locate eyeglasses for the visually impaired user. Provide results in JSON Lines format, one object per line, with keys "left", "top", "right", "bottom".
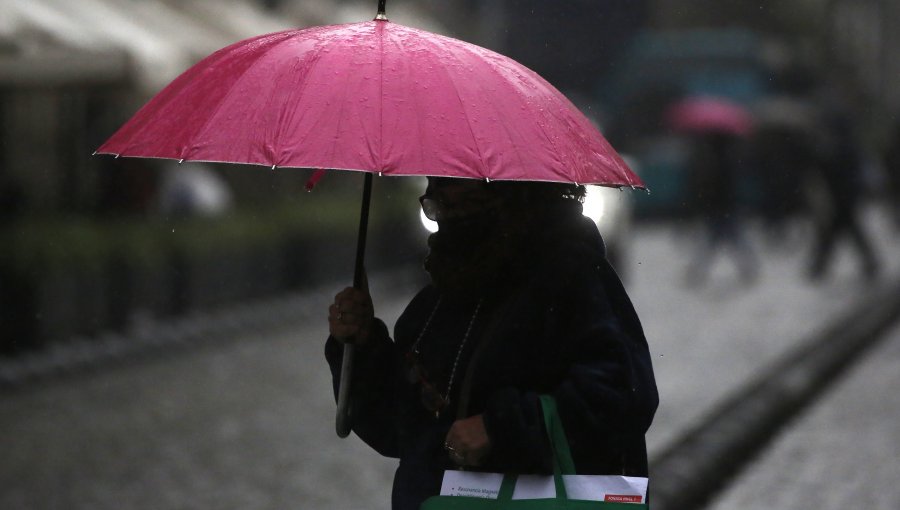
{"left": 405, "top": 350, "right": 449, "bottom": 418}
{"left": 419, "top": 196, "right": 445, "bottom": 222}
{"left": 418, "top": 194, "right": 500, "bottom": 223}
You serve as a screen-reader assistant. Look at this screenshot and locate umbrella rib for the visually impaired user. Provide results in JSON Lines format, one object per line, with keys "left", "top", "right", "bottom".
{"left": 313, "top": 23, "right": 382, "bottom": 173}
{"left": 522, "top": 93, "right": 566, "bottom": 181}
{"left": 283, "top": 24, "right": 381, "bottom": 174}
{"left": 182, "top": 31, "right": 298, "bottom": 165}
{"left": 110, "top": 32, "right": 280, "bottom": 158}
{"left": 377, "top": 21, "right": 385, "bottom": 172}
{"left": 462, "top": 46, "right": 564, "bottom": 181}
{"left": 426, "top": 39, "right": 489, "bottom": 178}
{"left": 277, "top": 29, "right": 357, "bottom": 170}
{"left": 462, "top": 50, "right": 533, "bottom": 179}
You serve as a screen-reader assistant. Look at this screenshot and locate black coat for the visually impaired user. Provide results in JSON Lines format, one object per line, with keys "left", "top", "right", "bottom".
{"left": 325, "top": 216, "right": 658, "bottom": 510}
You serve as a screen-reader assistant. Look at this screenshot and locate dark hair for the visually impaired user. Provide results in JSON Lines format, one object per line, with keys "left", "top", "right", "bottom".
{"left": 489, "top": 180, "right": 586, "bottom": 206}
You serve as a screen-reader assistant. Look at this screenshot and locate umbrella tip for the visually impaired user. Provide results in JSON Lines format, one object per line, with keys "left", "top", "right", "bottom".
{"left": 374, "top": 0, "right": 388, "bottom": 20}
{"left": 306, "top": 168, "right": 327, "bottom": 192}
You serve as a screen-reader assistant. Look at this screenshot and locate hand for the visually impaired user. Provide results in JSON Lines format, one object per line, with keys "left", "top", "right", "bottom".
{"left": 328, "top": 280, "right": 374, "bottom": 345}
{"left": 444, "top": 415, "right": 491, "bottom": 467}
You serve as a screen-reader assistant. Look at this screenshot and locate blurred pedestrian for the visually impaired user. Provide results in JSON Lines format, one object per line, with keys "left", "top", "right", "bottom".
{"left": 806, "top": 111, "right": 880, "bottom": 281}
{"left": 157, "top": 164, "right": 233, "bottom": 218}
{"left": 749, "top": 91, "right": 821, "bottom": 244}
{"left": 325, "top": 177, "right": 658, "bottom": 510}
{"left": 684, "top": 132, "right": 759, "bottom": 286}
{"left": 749, "top": 124, "right": 815, "bottom": 241}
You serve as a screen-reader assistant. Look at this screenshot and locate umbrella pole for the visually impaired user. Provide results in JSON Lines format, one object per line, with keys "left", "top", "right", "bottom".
{"left": 336, "top": 172, "right": 374, "bottom": 438}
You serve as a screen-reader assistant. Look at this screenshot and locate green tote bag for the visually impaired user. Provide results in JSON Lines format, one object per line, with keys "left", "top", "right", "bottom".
{"left": 420, "top": 396, "right": 649, "bottom": 510}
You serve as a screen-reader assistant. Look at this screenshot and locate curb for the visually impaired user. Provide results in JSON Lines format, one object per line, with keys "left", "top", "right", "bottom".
{"left": 648, "top": 277, "right": 900, "bottom": 510}
{"left": 0, "top": 267, "right": 423, "bottom": 391}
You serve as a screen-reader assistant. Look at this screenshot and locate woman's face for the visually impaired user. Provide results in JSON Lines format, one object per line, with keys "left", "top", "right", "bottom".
{"left": 420, "top": 177, "right": 500, "bottom": 224}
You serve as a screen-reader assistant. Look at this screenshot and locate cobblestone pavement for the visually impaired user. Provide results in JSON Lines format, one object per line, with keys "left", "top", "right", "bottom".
{"left": 1, "top": 206, "right": 898, "bottom": 510}
{"left": 707, "top": 323, "right": 900, "bottom": 510}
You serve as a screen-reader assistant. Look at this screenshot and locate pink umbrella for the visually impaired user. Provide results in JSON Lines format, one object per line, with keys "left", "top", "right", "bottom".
{"left": 665, "top": 96, "right": 754, "bottom": 137}
{"left": 97, "top": 5, "right": 639, "bottom": 187}
{"left": 97, "top": 0, "right": 641, "bottom": 438}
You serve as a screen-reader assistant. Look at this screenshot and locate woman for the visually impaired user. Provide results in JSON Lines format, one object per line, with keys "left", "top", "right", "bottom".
{"left": 325, "top": 177, "right": 658, "bottom": 510}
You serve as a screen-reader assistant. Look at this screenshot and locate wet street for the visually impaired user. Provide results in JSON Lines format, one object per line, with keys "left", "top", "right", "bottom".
{"left": 2, "top": 206, "right": 899, "bottom": 510}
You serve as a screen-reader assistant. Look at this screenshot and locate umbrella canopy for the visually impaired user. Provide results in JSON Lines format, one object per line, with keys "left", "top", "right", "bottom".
{"left": 97, "top": 19, "right": 641, "bottom": 189}
{"left": 665, "top": 96, "right": 754, "bottom": 137}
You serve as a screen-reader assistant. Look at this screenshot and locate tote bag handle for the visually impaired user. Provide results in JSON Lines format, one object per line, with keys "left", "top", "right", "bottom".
{"left": 494, "top": 395, "right": 575, "bottom": 502}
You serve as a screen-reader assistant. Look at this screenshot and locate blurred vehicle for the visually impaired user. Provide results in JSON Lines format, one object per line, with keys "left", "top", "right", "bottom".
{"left": 600, "top": 28, "right": 772, "bottom": 218}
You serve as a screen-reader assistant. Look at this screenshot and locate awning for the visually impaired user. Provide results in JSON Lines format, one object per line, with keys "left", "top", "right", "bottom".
{"left": 0, "top": 46, "right": 128, "bottom": 87}
{"left": 1, "top": 0, "right": 301, "bottom": 92}
{"left": 163, "top": 0, "right": 297, "bottom": 41}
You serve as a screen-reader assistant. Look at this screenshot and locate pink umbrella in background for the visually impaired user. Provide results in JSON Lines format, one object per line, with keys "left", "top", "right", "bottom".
{"left": 665, "top": 95, "right": 754, "bottom": 137}
{"left": 97, "top": 0, "right": 642, "bottom": 438}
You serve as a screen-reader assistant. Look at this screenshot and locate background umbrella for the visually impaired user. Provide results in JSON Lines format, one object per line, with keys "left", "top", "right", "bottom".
{"left": 665, "top": 95, "right": 754, "bottom": 137}
{"left": 96, "top": 0, "right": 642, "bottom": 438}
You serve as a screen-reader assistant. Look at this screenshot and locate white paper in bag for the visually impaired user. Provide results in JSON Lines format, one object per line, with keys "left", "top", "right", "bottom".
{"left": 440, "top": 470, "right": 647, "bottom": 504}
{"left": 562, "top": 475, "right": 647, "bottom": 504}
{"left": 439, "top": 471, "right": 504, "bottom": 499}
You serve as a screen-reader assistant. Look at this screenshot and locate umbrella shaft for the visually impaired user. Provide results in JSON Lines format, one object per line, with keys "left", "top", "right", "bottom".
{"left": 335, "top": 344, "right": 355, "bottom": 438}
{"left": 336, "top": 172, "right": 374, "bottom": 438}
{"left": 353, "top": 173, "right": 373, "bottom": 289}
